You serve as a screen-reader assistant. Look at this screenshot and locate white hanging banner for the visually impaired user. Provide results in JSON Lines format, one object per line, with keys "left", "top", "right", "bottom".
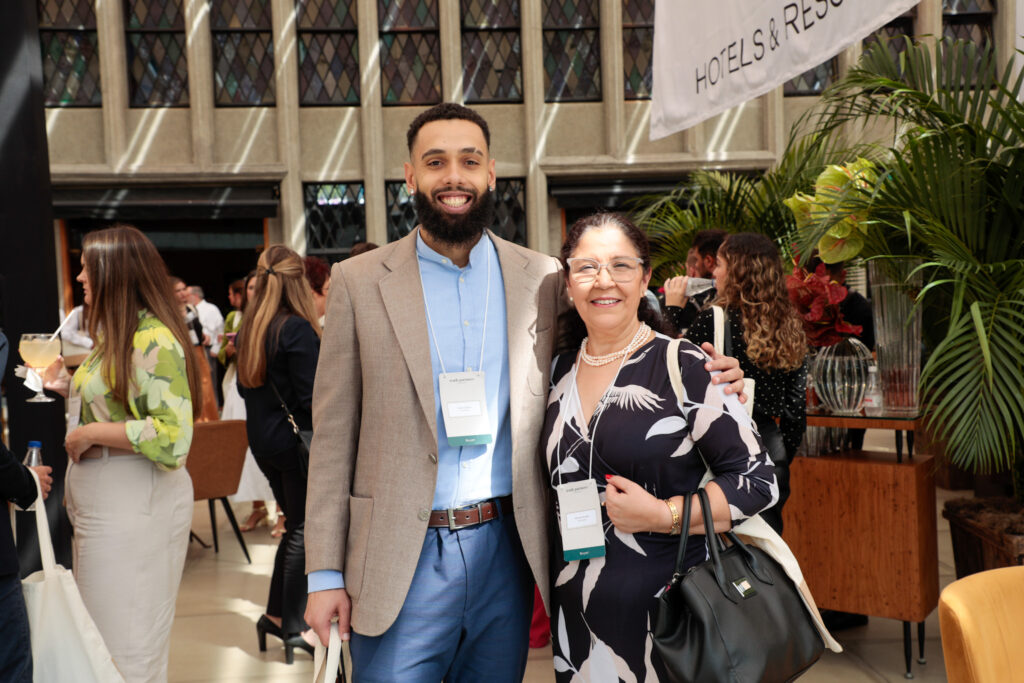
{"left": 650, "top": 0, "right": 922, "bottom": 140}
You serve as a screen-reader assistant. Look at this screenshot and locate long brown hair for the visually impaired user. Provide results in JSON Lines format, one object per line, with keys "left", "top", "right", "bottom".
{"left": 715, "top": 233, "right": 806, "bottom": 371}
{"left": 237, "top": 245, "right": 322, "bottom": 388}
{"left": 82, "top": 225, "right": 202, "bottom": 416}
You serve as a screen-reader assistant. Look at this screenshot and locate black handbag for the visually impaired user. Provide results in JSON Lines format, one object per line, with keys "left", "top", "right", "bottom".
{"left": 268, "top": 379, "right": 312, "bottom": 476}
{"left": 652, "top": 489, "right": 824, "bottom": 683}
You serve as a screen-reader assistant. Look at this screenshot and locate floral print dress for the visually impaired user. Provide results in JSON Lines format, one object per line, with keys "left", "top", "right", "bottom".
{"left": 542, "top": 334, "right": 777, "bottom": 682}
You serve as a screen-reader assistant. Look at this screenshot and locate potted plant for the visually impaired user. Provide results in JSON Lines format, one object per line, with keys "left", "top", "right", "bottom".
{"left": 789, "top": 37, "right": 1024, "bottom": 576}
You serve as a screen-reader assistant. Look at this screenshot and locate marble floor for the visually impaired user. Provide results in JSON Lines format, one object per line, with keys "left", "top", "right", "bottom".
{"left": 168, "top": 430, "right": 961, "bottom": 682}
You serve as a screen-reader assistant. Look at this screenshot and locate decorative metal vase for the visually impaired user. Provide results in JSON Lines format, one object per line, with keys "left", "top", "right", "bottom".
{"left": 868, "top": 259, "right": 922, "bottom": 416}
{"left": 812, "top": 336, "right": 872, "bottom": 415}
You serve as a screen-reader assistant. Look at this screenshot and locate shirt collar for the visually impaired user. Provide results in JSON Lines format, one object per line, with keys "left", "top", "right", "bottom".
{"left": 415, "top": 228, "right": 491, "bottom": 271}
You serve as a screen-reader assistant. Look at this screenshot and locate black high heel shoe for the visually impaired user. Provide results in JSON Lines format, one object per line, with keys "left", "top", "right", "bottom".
{"left": 256, "top": 614, "right": 283, "bottom": 652}
{"left": 283, "top": 633, "right": 315, "bottom": 664}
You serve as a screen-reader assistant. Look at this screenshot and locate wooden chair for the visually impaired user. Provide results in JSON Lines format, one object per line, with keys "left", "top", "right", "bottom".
{"left": 938, "top": 565, "right": 1024, "bottom": 682}
{"left": 185, "top": 419, "right": 251, "bottom": 564}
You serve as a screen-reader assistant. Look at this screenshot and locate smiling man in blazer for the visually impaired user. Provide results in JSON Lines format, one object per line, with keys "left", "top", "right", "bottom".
{"left": 303, "top": 103, "right": 746, "bottom": 682}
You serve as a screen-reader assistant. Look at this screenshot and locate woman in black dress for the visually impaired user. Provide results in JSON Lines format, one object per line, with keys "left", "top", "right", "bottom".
{"left": 237, "top": 245, "right": 321, "bottom": 663}
{"left": 687, "top": 232, "right": 808, "bottom": 534}
{"left": 543, "top": 214, "right": 777, "bottom": 681}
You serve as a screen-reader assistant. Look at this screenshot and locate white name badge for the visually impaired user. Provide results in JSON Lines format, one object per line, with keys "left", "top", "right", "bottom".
{"left": 555, "top": 479, "right": 606, "bottom": 562}
{"left": 438, "top": 371, "right": 493, "bottom": 447}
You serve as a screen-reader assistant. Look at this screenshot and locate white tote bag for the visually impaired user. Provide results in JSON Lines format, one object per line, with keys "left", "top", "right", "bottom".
{"left": 312, "top": 623, "right": 347, "bottom": 683}
{"left": 16, "top": 469, "right": 124, "bottom": 682}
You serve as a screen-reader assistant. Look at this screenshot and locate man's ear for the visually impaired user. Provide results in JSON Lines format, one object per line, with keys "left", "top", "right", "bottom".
{"left": 403, "top": 161, "right": 415, "bottom": 193}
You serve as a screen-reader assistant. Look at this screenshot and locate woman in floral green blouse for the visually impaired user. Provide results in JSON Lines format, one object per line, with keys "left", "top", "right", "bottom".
{"left": 46, "top": 224, "right": 202, "bottom": 682}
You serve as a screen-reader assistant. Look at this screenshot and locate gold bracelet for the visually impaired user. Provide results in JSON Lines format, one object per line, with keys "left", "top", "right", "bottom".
{"left": 665, "top": 499, "right": 681, "bottom": 535}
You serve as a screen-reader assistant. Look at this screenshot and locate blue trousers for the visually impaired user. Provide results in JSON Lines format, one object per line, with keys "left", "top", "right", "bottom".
{"left": 350, "top": 515, "right": 533, "bottom": 683}
{"left": 0, "top": 572, "right": 32, "bottom": 683}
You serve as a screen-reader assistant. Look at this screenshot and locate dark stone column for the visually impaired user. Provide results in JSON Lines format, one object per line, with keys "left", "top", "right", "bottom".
{"left": 0, "top": 0, "right": 73, "bottom": 572}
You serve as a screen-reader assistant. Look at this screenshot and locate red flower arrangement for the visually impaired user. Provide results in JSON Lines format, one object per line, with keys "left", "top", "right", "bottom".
{"left": 787, "top": 262, "right": 863, "bottom": 347}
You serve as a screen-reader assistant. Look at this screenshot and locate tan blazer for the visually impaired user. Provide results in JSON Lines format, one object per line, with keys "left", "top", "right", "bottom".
{"left": 305, "top": 229, "right": 564, "bottom": 636}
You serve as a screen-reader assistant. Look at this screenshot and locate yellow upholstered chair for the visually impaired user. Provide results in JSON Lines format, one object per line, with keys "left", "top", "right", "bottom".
{"left": 185, "top": 419, "right": 251, "bottom": 564}
{"left": 938, "top": 565, "right": 1024, "bottom": 683}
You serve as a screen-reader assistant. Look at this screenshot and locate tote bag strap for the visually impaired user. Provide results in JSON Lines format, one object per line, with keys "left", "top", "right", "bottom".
{"left": 711, "top": 305, "right": 725, "bottom": 356}
{"left": 9, "top": 468, "right": 57, "bottom": 573}
{"left": 313, "top": 622, "right": 345, "bottom": 683}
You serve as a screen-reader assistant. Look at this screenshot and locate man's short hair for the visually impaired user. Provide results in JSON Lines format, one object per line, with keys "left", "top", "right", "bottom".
{"left": 692, "top": 229, "right": 728, "bottom": 259}
{"left": 407, "top": 103, "right": 491, "bottom": 154}
{"left": 189, "top": 285, "right": 204, "bottom": 299}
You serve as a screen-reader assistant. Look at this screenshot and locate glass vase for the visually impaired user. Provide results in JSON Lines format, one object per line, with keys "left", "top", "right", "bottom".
{"left": 868, "top": 259, "right": 922, "bottom": 416}
{"left": 812, "top": 336, "right": 872, "bottom": 415}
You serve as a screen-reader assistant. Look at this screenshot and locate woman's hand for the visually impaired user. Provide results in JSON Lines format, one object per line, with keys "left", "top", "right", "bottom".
{"left": 604, "top": 474, "right": 672, "bottom": 534}
{"left": 65, "top": 423, "right": 97, "bottom": 462}
{"left": 664, "top": 276, "right": 689, "bottom": 308}
{"left": 701, "top": 343, "right": 748, "bottom": 404}
{"left": 224, "top": 339, "right": 235, "bottom": 359}
{"left": 42, "top": 356, "right": 72, "bottom": 398}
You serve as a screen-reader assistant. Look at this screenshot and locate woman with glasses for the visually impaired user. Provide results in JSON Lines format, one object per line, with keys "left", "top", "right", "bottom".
{"left": 542, "top": 213, "right": 777, "bottom": 681}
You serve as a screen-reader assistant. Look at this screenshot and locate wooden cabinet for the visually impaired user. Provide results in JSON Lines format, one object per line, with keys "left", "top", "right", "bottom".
{"left": 783, "top": 451, "right": 939, "bottom": 622}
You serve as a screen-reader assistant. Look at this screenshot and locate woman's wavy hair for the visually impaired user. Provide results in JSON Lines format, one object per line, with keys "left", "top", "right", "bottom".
{"left": 557, "top": 212, "right": 670, "bottom": 353}
{"left": 237, "top": 245, "right": 322, "bottom": 388}
{"left": 714, "top": 233, "right": 806, "bottom": 371}
{"left": 81, "top": 225, "right": 202, "bottom": 417}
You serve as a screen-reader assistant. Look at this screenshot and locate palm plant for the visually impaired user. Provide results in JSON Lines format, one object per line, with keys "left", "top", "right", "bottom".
{"left": 792, "top": 38, "right": 1024, "bottom": 477}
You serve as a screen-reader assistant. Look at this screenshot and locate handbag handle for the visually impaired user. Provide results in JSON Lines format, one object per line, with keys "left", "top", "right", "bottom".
{"left": 670, "top": 489, "right": 748, "bottom": 604}
{"left": 268, "top": 378, "right": 303, "bottom": 439}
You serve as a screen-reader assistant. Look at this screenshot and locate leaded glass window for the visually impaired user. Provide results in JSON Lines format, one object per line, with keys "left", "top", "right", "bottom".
{"left": 379, "top": 0, "right": 441, "bottom": 105}
{"left": 783, "top": 57, "right": 837, "bottom": 96}
{"left": 385, "top": 179, "right": 527, "bottom": 246}
{"left": 296, "top": 0, "right": 360, "bottom": 105}
{"left": 623, "top": 0, "right": 653, "bottom": 100}
{"left": 124, "top": 0, "right": 188, "bottom": 107}
{"left": 942, "top": 0, "right": 996, "bottom": 51}
{"left": 461, "top": 0, "right": 522, "bottom": 103}
{"left": 542, "top": 0, "right": 600, "bottom": 102}
{"left": 38, "top": 0, "right": 101, "bottom": 107}
{"left": 212, "top": 0, "right": 275, "bottom": 106}
{"left": 863, "top": 13, "right": 915, "bottom": 65}
{"left": 304, "top": 182, "right": 367, "bottom": 261}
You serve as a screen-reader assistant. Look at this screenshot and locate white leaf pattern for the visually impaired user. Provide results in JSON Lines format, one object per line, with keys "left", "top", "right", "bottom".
{"left": 555, "top": 560, "right": 581, "bottom": 587}
{"left": 558, "top": 606, "right": 572, "bottom": 663}
{"left": 669, "top": 436, "right": 695, "bottom": 458}
{"left": 614, "top": 527, "right": 648, "bottom": 556}
{"left": 645, "top": 416, "right": 687, "bottom": 440}
{"left": 554, "top": 656, "right": 573, "bottom": 673}
{"left": 553, "top": 455, "right": 581, "bottom": 476}
{"left": 577, "top": 631, "right": 638, "bottom": 683}
{"left": 605, "top": 385, "right": 663, "bottom": 413}
{"left": 581, "top": 556, "right": 605, "bottom": 611}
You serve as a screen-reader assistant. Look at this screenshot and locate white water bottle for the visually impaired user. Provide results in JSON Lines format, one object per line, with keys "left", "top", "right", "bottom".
{"left": 685, "top": 277, "right": 716, "bottom": 297}
{"left": 24, "top": 440, "right": 43, "bottom": 467}
{"left": 863, "top": 366, "right": 884, "bottom": 417}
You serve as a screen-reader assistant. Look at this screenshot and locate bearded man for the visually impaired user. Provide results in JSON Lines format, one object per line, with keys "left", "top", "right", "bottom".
{"left": 302, "top": 103, "right": 746, "bottom": 682}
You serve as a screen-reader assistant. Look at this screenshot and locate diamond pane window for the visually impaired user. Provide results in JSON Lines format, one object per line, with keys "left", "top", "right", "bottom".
{"left": 864, "top": 15, "right": 915, "bottom": 65}
{"left": 542, "top": 0, "right": 600, "bottom": 102}
{"left": 386, "top": 181, "right": 417, "bottom": 242}
{"left": 623, "top": 0, "right": 654, "bottom": 100}
{"left": 942, "top": 0, "right": 996, "bottom": 81}
{"left": 379, "top": 0, "right": 438, "bottom": 30}
{"left": 783, "top": 57, "right": 837, "bottom": 96}
{"left": 212, "top": 0, "right": 274, "bottom": 106}
{"left": 380, "top": 33, "right": 441, "bottom": 105}
{"left": 124, "top": 0, "right": 187, "bottom": 106}
{"left": 297, "top": 0, "right": 359, "bottom": 105}
{"left": 38, "top": 0, "right": 101, "bottom": 106}
{"left": 304, "top": 183, "right": 367, "bottom": 261}
{"left": 492, "top": 178, "right": 527, "bottom": 246}
{"left": 462, "top": 0, "right": 521, "bottom": 103}
{"left": 943, "top": 0, "right": 995, "bottom": 12}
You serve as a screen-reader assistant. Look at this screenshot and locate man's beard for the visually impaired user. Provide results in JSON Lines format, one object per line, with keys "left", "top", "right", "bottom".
{"left": 414, "top": 186, "right": 495, "bottom": 247}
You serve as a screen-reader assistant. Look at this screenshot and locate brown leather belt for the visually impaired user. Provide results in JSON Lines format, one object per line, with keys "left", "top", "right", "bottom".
{"left": 428, "top": 496, "right": 513, "bottom": 530}
{"left": 79, "top": 446, "right": 137, "bottom": 460}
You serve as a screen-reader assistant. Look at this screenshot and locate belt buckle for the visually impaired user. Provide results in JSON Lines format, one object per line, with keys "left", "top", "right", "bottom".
{"left": 447, "top": 502, "right": 486, "bottom": 531}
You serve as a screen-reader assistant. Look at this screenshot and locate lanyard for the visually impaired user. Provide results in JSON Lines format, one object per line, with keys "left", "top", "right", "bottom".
{"left": 555, "top": 351, "right": 629, "bottom": 486}
{"left": 419, "top": 235, "right": 492, "bottom": 375}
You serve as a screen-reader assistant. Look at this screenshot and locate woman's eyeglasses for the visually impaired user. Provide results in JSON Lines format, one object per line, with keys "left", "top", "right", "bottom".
{"left": 566, "top": 257, "right": 644, "bottom": 283}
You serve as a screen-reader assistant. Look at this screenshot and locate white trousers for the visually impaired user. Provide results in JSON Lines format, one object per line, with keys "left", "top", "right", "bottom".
{"left": 66, "top": 453, "right": 193, "bottom": 683}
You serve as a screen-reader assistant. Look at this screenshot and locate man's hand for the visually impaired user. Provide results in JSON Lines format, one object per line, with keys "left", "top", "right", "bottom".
{"left": 701, "top": 342, "right": 747, "bottom": 404}
{"left": 305, "top": 588, "right": 352, "bottom": 646}
{"left": 30, "top": 466, "right": 53, "bottom": 499}
{"left": 604, "top": 474, "right": 669, "bottom": 534}
{"left": 663, "top": 276, "right": 689, "bottom": 308}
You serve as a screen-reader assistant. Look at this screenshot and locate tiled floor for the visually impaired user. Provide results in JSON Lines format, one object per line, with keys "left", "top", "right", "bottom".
{"left": 168, "top": 430, "right": 961, "bottom": 682}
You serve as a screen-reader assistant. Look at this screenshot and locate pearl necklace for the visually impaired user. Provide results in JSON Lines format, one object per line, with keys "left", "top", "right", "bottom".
{"left": 579, "top": 322, "right": 651, "bottom": 367}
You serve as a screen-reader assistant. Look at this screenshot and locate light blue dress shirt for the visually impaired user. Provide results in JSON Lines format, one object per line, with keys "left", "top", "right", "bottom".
{"left": 309, "top": 231, "right": 512, "bottom": 593}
